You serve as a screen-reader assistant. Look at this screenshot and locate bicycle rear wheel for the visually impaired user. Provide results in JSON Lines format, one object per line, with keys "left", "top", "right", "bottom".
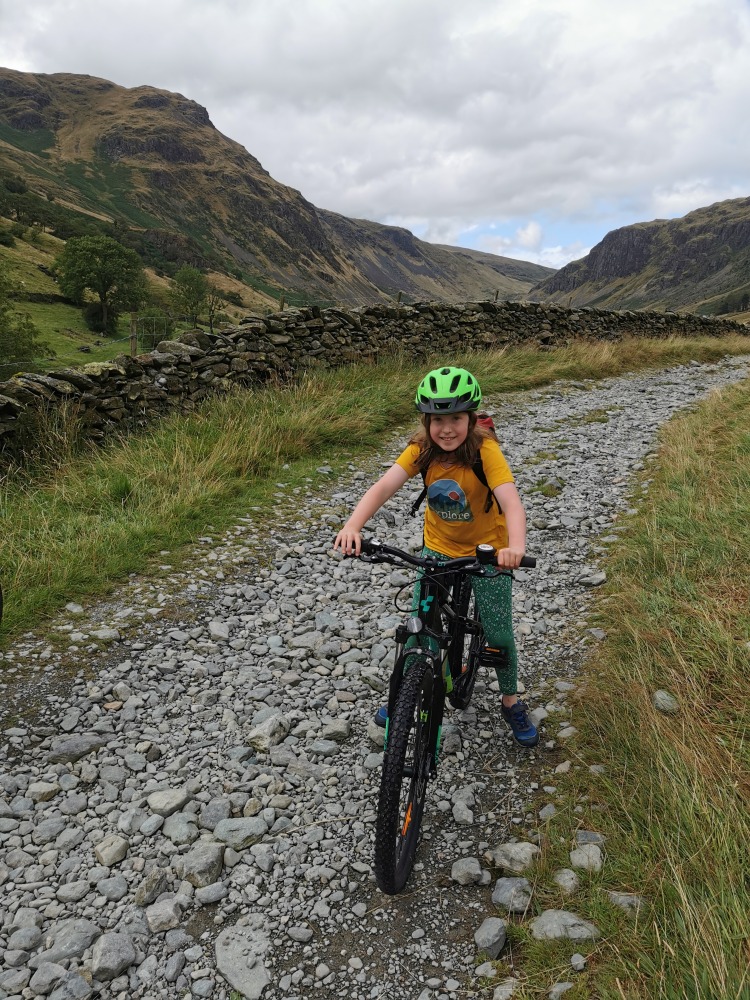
{"left": 448, "top": 577, "right": 484, "bottom": 711}
{"left": 374, "top": 655, "right": 434, "bottom": 895}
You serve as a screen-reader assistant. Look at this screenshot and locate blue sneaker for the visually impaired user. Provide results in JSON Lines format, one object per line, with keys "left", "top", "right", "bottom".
{"left": 374, "top": 705, "right": 388, "bottom": 728}
{"left": 501, "top": 700, "right": 539, "bottom": 747}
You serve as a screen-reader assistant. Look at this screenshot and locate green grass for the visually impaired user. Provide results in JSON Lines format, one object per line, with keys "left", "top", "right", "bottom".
{"left": 529, "top": 477, "right": 565, "bottom": 497}
{"left": 0, "top": 122, "right": 55, "bottom": 155}
{"left": 1, "top": 333, "right": 748, "bottom": 648}
{"left": 62, "top": 160, "right": 162, "bottom": 228}
{"left": 515, "top": 381, "right": 750, "bottom": 998}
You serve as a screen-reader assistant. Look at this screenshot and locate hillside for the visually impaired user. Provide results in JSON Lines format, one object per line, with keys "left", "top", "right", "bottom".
{"left": 0, "top": 67, "right": 553, "bottom": 307}
{"left": 529, "top": 197, "right": 750, "bottom": 315}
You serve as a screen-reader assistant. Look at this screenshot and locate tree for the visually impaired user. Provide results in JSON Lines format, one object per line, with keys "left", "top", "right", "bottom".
{"left": 55, "top": 235, "right": 147, "bottom": 334}
{"left": 206, "top": 285, "right": 225, "bottom": 333}
{"left": 169, "top": 265, "right": 208, "bottom": 327}
{"left": 0, "top": 261, "right": 54, "bottom": 374}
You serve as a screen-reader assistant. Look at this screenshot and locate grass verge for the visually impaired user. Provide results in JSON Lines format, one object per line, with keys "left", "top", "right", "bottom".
{"left": 516, "top": 379, "right": 750, "bottom": 998}
{"left": 0, "top": 333, "right": 748, "bottom": 647}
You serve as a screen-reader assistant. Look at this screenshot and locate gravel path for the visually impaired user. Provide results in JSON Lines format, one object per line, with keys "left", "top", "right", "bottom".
{"left": 1, "top": 355, "right": 748, "bottom": 1000}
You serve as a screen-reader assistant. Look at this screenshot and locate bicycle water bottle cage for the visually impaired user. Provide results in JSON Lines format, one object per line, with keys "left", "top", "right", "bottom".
{"left": 477, "top": 645, "right": 509, "bottom": 671}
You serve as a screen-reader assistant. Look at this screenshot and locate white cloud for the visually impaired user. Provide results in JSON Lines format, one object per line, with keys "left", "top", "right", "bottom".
{"left": 0, "top": 0, "right": 748, "bottom": 267}
{"left": 515, "top": 222, "right": 543, "bottom": 251}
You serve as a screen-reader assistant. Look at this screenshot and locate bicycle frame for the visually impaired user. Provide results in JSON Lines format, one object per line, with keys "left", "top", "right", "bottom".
{"left": 362, "top": 541, "right": 499, "bottom": 774}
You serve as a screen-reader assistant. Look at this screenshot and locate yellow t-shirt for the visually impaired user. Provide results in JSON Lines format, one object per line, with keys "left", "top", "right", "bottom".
{"left": 395, "top": 438, "right": 515, "bottom": 557}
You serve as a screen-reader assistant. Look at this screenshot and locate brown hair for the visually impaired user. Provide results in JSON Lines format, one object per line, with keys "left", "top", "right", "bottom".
{"left": 410, "top": 411, "right": 491, "bottom": 472}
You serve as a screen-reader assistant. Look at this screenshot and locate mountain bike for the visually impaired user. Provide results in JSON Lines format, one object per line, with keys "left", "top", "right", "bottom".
{"left": 357, "top": 537, "right": 535, "bottom": 895}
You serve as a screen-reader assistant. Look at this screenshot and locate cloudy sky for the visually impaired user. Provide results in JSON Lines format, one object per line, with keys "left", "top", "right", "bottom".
{"left": 1, "top": 0, "right": 748, "bottom": 268}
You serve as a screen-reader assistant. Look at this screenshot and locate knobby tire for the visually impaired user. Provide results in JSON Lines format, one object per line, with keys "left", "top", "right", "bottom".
{"left": 374, "top": 656, "right": 434, "bottom": 895}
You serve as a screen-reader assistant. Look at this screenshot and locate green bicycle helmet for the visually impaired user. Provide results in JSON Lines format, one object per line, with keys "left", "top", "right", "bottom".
{"left": 415, "top": 366, "right": 482, "bottom": 413}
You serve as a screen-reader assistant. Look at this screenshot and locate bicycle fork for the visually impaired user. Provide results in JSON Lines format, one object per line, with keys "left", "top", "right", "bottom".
{"left": 384, "top": 642, "right": 446, "bottom": 778}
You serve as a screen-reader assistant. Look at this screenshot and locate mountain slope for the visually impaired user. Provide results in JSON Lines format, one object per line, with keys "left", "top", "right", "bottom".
{"left": 0, "top": 67, "right": 554, "bottom": 306}
{"left": 529, "top": 198, "right": 750, "bottom": 315}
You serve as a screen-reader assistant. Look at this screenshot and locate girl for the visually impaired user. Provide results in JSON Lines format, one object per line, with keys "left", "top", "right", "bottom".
{"left": 334, "top": 365, "right": 538, "bottom": 747}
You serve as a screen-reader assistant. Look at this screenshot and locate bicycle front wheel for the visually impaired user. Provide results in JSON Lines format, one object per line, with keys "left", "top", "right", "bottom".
{"left": 374, "top": 655, "right": 434, "bottom": 895}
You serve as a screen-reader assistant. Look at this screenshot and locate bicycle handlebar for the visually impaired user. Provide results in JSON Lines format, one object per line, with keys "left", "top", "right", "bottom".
{"left": 358, "top": 537, "right": 536, "bottom": 571}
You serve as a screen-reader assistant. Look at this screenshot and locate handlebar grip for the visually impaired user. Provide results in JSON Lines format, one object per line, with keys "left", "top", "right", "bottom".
{"left": 520, "top": 555, "right": 536, "bottom": 568}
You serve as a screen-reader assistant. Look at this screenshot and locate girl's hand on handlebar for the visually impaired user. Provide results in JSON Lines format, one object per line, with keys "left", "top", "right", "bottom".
{"left": 496, "top": 547, "right": 525, "bottom": 569}
{"left": 334, "top": 525, "right": 363, "bottom": 556}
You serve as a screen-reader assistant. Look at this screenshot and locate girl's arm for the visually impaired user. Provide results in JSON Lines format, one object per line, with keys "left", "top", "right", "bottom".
{"left": 334, "top": 464, "right": 410, "bottom": 555}
{"left": 493, "top": 482, "right": 527, "bottom": 568}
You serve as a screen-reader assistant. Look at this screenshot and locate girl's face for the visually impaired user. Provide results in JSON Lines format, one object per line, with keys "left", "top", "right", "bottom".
{"left": 429, "top": 412, "right": 470, "bottom": 452}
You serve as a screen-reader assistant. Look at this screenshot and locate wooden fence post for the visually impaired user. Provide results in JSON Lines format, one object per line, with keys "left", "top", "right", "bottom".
{"left": 130, "top": 313, "right": 137, "bottom": 356}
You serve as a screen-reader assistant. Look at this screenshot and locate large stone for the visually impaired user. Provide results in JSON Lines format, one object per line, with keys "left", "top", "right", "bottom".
{"left": 29, "top": 962, "right": 67, "bottom": 995}
{"left": 8, "top": 906, "right": 43, "bottom": 931}
{"left": 215, "top": 922, "right": 271, "bottom": 999}
{"left": 147, "top": 788, "right": 191, "bottom": 817}
{"left": 91, "top": 932, "right": 136, "bottom": 980}
{"left": 48, "top": 733, "right": 106, "bottom": 764}
{"left": 484, "top": 841, "right": 540, "bottom": 873}
{"left": 162, "top": 813, "right": 199, "bottom": 845}
{"left": 569, "top": 844, "right": 603, "bottom": 872}
{"left": 199, "top": 797, "right": 232, "bottom": 830}
{"left": 214, "top": 817, "right": 268, "bottom": 850}
{"left": 319, "top": 719, "right": 352, "bottom": 743}
{"left": 28, "top": 780, "right": 61, "bottom": 802}
{"left": 9, "top": 925, "right": 43, "bottom": 950}
{"left": 492, "top": 877, "right": 533, "bottom": 914}
{"left": 653, "top": 689, "right": 680, "bottom": 714}
{"left": 182, "top": 842, "right": 224, "bottom": 888}
{"left": 0, "top": 968, "right": 31, "bottom": 993}
{"left": 56, "top": 880, "right": 90, "bottom": 903}
{"left": 145, "top": 897, "right": 183, "bottom": 933}
{"left": 134, "top": 866, "right": 170, "bottom": 906}
{"left": 474, "top": 916, "right": 507, "bottom": 959}
{"left": 97, "top": 875, "right": 128, "bottom": 901}
{"left": 48, "top": 972, "right": 94, "bottom": 1000}
{"left": 29, "top": 918, "right": 101, "bottom": 968}
{"left": 33, "top": 817, "right": 66, "bottom": 844}
{"left": 246, "top": 713, "right": 291, "bottom": 752}
{"left": 552, "top": 868, "right": 580, "bottom": 895}
{"left": 95, "top": 834, "right": 129, "bottom": 866}
{"left": 451, "top": 858, "right": 483, "bottom": 885}
{"left": 529, "top": 909, "right": 601, "bottom": 941}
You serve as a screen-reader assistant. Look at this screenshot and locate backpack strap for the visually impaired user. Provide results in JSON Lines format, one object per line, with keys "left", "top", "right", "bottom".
{"left": 472, "top": 457, "right": 498, "bottom": 513}
{"left": 410, "top": 471, "right": 428, "bottom": 517}
{"left": 410, "top": 460, "right": 499, "bottom": 516}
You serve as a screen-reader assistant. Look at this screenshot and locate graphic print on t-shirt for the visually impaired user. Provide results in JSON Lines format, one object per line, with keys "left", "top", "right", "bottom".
{"left": 427, "top": 479, "right": 474, "bottom": 522}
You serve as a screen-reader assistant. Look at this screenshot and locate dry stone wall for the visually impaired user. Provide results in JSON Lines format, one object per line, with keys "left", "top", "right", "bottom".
{"left": 0, "top": 299, "right": 746, "bottom": 462}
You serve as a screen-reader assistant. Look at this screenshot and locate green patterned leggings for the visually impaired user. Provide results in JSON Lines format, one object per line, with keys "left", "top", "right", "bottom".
{"left": 407, "top": 545, "right": 518, "bottom": 695}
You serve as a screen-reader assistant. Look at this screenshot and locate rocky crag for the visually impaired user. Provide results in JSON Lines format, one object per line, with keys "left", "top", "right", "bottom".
{"left": 529, "top": 197, "right": 750, "bottom": 315}
{"left": 0, "top": 300, "right": 746, "bottom": 462}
